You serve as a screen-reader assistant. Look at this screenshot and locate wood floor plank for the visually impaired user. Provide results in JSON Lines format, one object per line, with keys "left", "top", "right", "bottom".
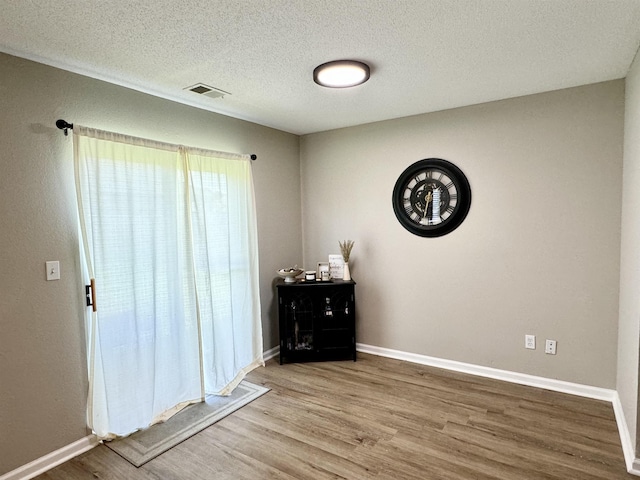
{"left": 36, "top": 445, "right": 161, "bottom": 480}
{"left": 208, "top": 417, "right": 376, "bottom": 480}
{"left": 441, "top": 419, "right": 618, "bottom": 480}
{"left": 35, "top": 353, "right": 634, "bottom": 479}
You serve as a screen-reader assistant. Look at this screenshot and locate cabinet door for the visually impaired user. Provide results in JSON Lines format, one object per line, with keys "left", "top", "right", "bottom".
{"left": 317, "top": 286, "right": 354, "bottom": 351}
{"left": 280, "top": 290, "right": 315, "bottom": 354}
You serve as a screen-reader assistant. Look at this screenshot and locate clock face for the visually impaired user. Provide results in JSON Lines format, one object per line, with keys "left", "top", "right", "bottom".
{"left": 392, "top": 158, "right": 471, "bottom": 237}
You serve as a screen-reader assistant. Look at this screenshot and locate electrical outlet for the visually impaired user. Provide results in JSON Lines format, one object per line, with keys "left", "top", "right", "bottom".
{"left": 525, "top": 334, "right": 536, "bottom": 350}
{"left": 545, "top": 339, "right": 557, "bottom": 355}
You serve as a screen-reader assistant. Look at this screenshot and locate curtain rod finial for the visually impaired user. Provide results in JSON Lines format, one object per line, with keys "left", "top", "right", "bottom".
{"left": 56, "top": 119, "right": 73, "bottom": 136}
{"left": 250, "top": 154, "right": 257, "bottom": 161}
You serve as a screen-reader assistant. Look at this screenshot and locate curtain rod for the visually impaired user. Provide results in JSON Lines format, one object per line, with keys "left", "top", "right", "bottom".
{"left": 55, "top": 119, "right": 257, "bottom": 160}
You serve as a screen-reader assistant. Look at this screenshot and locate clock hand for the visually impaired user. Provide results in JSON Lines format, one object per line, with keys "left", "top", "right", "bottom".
{"left": 422, "top": 190, "right": 433, "bottom": 220}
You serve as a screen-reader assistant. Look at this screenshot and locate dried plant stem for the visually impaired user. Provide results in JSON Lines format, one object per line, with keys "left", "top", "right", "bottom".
{"left": 339, "top": 240, "right": 354, "bottom": 263}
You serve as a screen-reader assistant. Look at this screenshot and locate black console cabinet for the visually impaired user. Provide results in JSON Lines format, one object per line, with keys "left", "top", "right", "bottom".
{"left": 277, "top": 279, "right": 356, "bottom": 364}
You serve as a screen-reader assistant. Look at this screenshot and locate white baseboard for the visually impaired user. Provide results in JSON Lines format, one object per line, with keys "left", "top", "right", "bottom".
{"left": 356, "top": 342, "right": 640, "bottom": 476}
{"left": 263, "top": 345, "right": 279, "bottom": 361}
{"left": 356, "top": 343, "right": 615, "bottom": 400}
{"left": 611, "top": 393, "right": 640, "bottom": 476}
{"left": 0, "top": 435, "right": 99, "bottom": 480}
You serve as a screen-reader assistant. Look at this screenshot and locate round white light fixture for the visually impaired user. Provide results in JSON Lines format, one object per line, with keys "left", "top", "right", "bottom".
{"left": 313, "top": 60, "right": 370, "bottom": 88}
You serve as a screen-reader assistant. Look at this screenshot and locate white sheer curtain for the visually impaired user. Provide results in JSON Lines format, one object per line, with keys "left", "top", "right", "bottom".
{"left": 186, "top": 150, "right": 263, "bottom": 395}
{"left": 73, "top": 126, "right": 263, "bottom": 439}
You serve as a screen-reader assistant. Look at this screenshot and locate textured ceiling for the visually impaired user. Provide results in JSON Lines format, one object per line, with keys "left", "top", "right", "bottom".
{"left": 1, "top": 1, "right": 640, "bottom": 135}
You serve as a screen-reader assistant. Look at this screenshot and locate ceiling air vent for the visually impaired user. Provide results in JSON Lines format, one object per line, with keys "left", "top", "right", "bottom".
{"left": 184, "top": 83, "right": 230, "bottom": 99}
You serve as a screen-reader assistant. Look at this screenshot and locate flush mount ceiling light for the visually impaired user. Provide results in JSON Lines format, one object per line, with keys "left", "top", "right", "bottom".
{"left": 313, "top": 60, "right": 370, "bottom": 88}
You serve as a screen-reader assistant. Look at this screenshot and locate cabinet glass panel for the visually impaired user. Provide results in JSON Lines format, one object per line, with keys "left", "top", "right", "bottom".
{"left": 282, "top": 292, "right": 314, "bottom": 352}
{"left": 319, "top": 290, "right": 352, "bottom": 330}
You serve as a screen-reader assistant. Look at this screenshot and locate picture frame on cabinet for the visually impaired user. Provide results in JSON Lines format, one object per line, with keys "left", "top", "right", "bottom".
{"left": 317, "top": 262, "right": 330, "bottom": 280}
{"left": 328, "top": 254, "right": 344, "bottom": 279}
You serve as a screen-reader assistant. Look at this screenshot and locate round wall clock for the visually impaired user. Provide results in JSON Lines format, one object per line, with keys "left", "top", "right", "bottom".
{"left": 392, "top": 158, "right": 471, "bottom": 237}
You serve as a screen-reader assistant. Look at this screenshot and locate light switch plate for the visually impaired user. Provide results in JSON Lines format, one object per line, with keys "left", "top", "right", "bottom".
{"left": 46, "top": 261, "right": 60, "bottom": 281}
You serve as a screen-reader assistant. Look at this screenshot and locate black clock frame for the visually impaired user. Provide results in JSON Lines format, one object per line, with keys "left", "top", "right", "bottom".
{"left": 392, "top": 158, "right": 471, "bottom": 237}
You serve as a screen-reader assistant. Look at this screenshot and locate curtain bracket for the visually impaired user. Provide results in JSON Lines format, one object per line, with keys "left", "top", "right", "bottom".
{"left": 85, "top": 279, "right": 97, "bottom": 312}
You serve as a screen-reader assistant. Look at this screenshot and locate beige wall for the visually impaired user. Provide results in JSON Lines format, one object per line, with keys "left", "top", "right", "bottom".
{"left": 301, "top": 81, "right": 624, "bottom": 388}
{"left": 619, "top": 47, "right": 640, "bottom": 455}
{"left": 0, "top": 53, "right": 301, "bottom": 475}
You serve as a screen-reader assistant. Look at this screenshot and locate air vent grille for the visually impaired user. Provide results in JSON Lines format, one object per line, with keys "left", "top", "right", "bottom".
{"left": 184, "top": 83, "right": 230, "bottom": 99}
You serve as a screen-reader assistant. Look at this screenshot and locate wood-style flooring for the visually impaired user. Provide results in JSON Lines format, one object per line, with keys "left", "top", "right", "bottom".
{"left": 36, "top": 353, "right": 634, "bottom": 479}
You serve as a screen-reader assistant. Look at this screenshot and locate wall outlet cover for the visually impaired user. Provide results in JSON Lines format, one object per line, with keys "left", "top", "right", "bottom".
{"left": 545, "top": 339, "right": 557, "bottom": 355}
{"left": 525, "top": 334, "right": 536, "bottom": 350}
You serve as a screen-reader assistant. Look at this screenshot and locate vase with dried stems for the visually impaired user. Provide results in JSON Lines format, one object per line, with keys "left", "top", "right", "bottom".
{"left": 339, "top": 240, "right": 354, "bottom": 281}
